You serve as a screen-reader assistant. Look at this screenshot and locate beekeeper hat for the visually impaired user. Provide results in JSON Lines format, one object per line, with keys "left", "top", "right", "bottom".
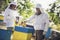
{"left": 35, "top": 4, "right": 46, "bottom": 14}
{"left": 10, "top": 2, "right": 17, "bottom": 6}
{"left": 35, "top": 4, "right": 42, "bottom": 8}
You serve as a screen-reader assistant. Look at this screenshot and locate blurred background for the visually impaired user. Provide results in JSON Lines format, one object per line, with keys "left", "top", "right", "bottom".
{"left": 0, "top": 0, "right": 60, "bottom": 40}
{"left": 0, "top": 0, "right": 60, "bottom": 30}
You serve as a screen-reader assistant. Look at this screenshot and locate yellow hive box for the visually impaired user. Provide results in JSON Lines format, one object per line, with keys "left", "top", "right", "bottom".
{"left": 12, "top": 26, "right": 34, "bottom": 40}
{"left": 0, "top": 15, "right": 4, "bottom": 20}
{"left": 12, "top": 31, "right": 32, "bottom": 40}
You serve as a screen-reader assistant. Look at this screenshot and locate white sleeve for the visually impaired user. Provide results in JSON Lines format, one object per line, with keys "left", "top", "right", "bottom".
{"left": 14, "top": 11, "right": 20, "bottom": 20}
{"left": 44, "top": 14, "right": 49, "bottom": 32}
{"left": 14, "top": 11, "right": 19, "bottom": 17}
{"left": 26, "top": 15, "right": 35, "bottom": 22}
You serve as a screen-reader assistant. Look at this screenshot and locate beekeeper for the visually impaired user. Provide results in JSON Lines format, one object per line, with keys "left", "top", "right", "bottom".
{"left": 4, "top": 2, "right": 19, "bottom": 30}
{"left": 26, "top": 4, "right": 49, "bottom": 40}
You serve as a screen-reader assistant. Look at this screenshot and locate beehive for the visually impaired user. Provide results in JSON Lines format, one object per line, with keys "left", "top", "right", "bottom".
{"left": 12, "top": 26, "right": 34, "bottom": 40}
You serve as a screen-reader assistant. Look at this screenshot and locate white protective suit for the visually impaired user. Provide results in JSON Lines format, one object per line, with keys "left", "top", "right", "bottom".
{"left": 27, "top": 4, "right": 49, "bottom": 31}
{"left": 4, "top": 2, "right": 19, "bottom": 27}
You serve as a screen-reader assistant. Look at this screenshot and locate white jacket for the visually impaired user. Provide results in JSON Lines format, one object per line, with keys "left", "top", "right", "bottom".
{"left": 27, "top": 13, "right": 49, "bottom": 31}
{"left": 4, "top": 9, "right": 19, "bottom": 27}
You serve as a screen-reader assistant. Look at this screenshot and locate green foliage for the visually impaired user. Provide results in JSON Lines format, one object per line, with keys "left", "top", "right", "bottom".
{"left": 57, "top": 0, "right": 60, "bottom": 3}
{"left": 48, "top": 12, "right": 60, "bottom": 25}
{"left": 48, "top": 1, "right": 60, "bottom": 24}
{"left": 17, "top": 0, "right": 34, "bottom": 20}
{"left": 0, "top": 0, "right": 34, "bottom": 20}
{"left": 0, "top": 0, "right": 9, "bottom": 11}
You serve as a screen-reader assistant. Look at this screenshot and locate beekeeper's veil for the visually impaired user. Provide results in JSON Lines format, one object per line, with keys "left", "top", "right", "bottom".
{"left": 35, "top": 4, "right": 46, "bottom": 14}
{"left": 4, "top": 2, "right": 18, "bottom": 23}
{"left": 6, "top": 1, "right": 17, "bottom": 10}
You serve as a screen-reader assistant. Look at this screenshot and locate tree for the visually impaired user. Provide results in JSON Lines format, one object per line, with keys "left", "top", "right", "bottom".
{"left": 17, "top": 0, "right": 34, "bottom": 20}
{"left": 48, "top": 1, "right": 60, "bottom": 24}
{"left": 0, "top": 0, "right": 9, "bottom": 11}
{"left": 0, "top": 0, "right": 34, "bottom": 20}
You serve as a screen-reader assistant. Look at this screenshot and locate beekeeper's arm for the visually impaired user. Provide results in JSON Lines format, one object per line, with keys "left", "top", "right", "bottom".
{"left": 26, "top": 15, "right": 35, "bottom": 22}
{"left": 14, "top": 11, "right": 20, "bottom": 19}
{"left": 44, "top": 14, "right": 49, "bottom": 32}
